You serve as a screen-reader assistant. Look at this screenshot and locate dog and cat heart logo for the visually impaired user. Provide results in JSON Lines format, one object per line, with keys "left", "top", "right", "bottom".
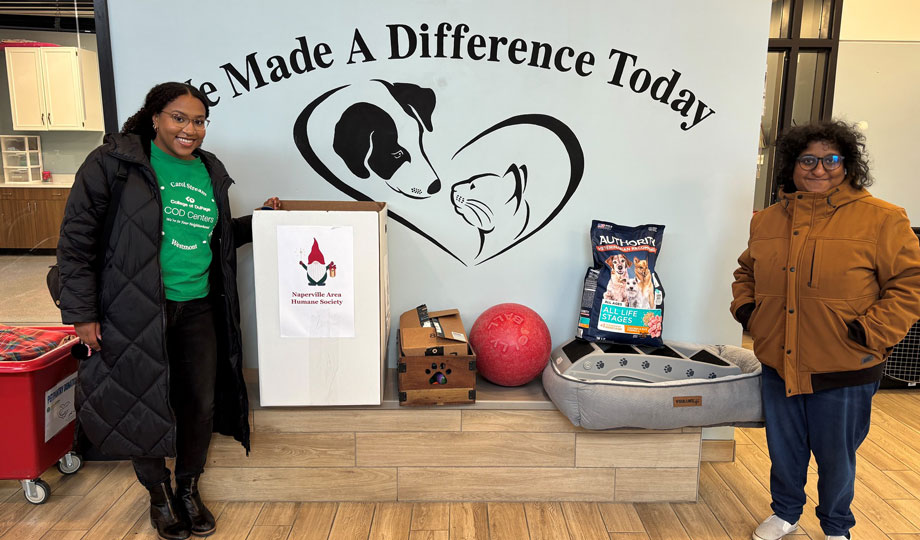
{"left": 293, "top": 79, "right": 585, "bottom": 265}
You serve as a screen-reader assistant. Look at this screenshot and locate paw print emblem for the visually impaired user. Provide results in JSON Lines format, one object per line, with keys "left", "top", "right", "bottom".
{"left": 619, "top": 358, "right": 628, "bottom": 367}
{"left": 596, "top": 360, "right": 605, "bottom": 369}
{"left": 641, "top": 361, "right": 650, "bottom": 369}
{"left": 425, "top": 362, "right": 451, "bottom": 385}
{"left": 663, "top": 364, "right": 672, "bottom": 373}
{"left": 686, "top": 369, "right": 695, "bottom": 377}
{"left": 708, "top": 373, "right": 717, "bottom": 379}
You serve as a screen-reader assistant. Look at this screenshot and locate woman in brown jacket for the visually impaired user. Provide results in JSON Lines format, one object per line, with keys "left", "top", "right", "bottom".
{"left": 731, "top": 121, "right": 920, "bottom": 540}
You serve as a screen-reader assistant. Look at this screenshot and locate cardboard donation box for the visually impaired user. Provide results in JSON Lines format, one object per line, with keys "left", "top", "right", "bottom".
{"left": 252, "top": 201, "right": 389, "bottom": 406}
{"left": 398, "top": 305, "right": 477, "bottom": 406}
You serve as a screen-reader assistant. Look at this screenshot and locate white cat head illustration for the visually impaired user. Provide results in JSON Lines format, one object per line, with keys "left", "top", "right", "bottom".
{"left": 451, "top": 163, "right": 530, "bottom": 259}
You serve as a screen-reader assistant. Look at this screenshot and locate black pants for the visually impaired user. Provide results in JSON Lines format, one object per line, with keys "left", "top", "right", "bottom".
{"left": 132, "top": 298, "right": 217, "bottom": 488}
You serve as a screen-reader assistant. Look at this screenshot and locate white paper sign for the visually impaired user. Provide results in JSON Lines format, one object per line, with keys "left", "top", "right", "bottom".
{"left": 45, "top": 372, "right": 77, "bottom": 442}
{"left": 277, "top": 225, "right": 355, "bottom": 337}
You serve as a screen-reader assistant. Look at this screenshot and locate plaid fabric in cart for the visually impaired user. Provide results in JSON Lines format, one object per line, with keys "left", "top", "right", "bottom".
{"left": 0, "top": 325, "right": 74, "bottom": 362}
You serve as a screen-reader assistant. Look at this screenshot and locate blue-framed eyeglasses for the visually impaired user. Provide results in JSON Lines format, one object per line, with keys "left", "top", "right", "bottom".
{"left": 796, "top": 154, "right": 844, "bottom": 171}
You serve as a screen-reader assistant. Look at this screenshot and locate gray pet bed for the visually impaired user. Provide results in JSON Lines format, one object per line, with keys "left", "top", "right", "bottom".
{"left": 542, "top": 342, "right": 764, "bottom": 430}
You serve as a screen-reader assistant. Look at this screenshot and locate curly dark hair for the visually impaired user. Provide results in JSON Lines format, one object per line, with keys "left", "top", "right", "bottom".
{"left": 774, "top": 120, "right": 872, "bottom": 193}
{"left": 121, "top": 82, "right": 210, "bottom": 140}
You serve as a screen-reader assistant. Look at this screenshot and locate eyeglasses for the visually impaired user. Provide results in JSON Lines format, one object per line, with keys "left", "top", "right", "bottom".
{"left": 160, "top": 110, "right": 210, "bottom": 130}
{"left": 796, "top": 154, "right": 844, "bottom": 171}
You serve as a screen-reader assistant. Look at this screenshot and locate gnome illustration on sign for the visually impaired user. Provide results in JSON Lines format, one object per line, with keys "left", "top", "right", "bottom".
{"left": 299, "top": 238, "right": 335, "bottom": 286}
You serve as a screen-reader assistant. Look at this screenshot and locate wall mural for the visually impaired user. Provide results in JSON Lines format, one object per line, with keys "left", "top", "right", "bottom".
{"left": 175, "top": 22, "right": 720, "bottom": 267}
{"left": 292, "top": 79, "right": 584, "bottom": 265}
{"left": 107, "top": 1, "right": 771, "bottom": 358}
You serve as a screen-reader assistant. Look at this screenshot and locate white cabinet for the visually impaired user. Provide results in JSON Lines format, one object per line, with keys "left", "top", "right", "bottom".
{"left": 4, "top": 47, "right": 103, "bottom": 132}
{"left": 1, "top": 135, "right": 43, "bottom": 184}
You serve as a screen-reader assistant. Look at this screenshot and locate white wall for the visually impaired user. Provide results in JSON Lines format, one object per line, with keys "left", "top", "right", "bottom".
{"left": 839, "top": 0, "right": 920, "bottom": 41}
{"left": 833, "top": 0, "right": 920, "bottom": 220}
{"left": 105, "top": 0, "right": 771, "bottom": 369}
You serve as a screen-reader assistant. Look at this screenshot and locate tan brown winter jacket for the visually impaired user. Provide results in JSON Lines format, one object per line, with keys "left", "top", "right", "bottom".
{"left": 731, "top": 183, "right": 920, "bottom": 396}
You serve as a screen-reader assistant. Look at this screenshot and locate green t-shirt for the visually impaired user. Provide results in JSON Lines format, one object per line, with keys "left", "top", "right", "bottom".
{"left": 151, "top": 143, "right": 218, "bottom": 301}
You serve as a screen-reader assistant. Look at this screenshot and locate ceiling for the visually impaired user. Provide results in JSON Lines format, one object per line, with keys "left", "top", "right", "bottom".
{"left": 0, "top": 1, "right": 95, "bottom": 33}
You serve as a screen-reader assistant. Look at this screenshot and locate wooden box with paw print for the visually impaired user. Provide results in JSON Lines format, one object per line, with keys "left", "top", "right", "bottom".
{"left": 397, "top": 306, "right": 477, "bottom": 406}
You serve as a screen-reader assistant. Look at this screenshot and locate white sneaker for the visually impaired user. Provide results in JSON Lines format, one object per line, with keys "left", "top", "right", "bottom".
{"left": 753, "top": 515, "right": 799, "bottom": 540}
{"left": 825, "top": 536, "right": 848, "bottom": 540}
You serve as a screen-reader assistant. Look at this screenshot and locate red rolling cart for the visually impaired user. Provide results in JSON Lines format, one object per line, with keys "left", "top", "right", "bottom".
{"left": 0, "top": 326, "right": 83, "bottom": 504}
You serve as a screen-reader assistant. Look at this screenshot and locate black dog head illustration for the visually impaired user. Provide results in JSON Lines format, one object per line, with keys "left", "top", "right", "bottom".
{"left": 333, "top": 103, "right": 407, "bottom": 179}
{"left": 451, "top": 164, "right": 530, "bottom": 258}
{"left": 327, "top": 80, "right": 440, "bottom": 199}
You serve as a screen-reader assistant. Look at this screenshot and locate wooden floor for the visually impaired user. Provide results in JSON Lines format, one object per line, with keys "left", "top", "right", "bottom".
{"left": 1, "top": 390, "right": 919, "bottom": 540}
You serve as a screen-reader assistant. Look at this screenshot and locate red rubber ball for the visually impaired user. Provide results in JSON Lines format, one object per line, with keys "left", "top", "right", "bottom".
{"left": 469, "top": 303, "right": 552, "bottom": 386}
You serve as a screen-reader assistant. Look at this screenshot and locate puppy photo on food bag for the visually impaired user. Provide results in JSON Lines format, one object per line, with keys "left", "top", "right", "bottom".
{"left": 623, "top": 277, "right": 646, "bottom": 309}
{"left": 632, "top": 256, "right": 655, "bottom": 309}
{"left": 603, "top": 253, "right": 631, "bottom": 304}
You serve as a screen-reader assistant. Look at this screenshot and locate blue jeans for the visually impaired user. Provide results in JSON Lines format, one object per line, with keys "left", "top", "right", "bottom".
{"left": 761, "top": 365, "right": 878, "bottom": 537}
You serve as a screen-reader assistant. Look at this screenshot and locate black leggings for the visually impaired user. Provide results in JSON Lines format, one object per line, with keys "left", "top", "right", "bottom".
{"left": 132, "top": 298, "right": 217, "bottom": 488}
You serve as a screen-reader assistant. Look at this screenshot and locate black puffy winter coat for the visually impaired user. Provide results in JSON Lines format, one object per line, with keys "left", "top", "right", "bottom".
{"left": 57, "top": 133, "right": 251, "bottom": 458}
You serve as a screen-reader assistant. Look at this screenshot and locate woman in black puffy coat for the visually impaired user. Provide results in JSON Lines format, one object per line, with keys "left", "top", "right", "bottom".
{"left": 57, "top": 82, "right": 278, "bottom": 540}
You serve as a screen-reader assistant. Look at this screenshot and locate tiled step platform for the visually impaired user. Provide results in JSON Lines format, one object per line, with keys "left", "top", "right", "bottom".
{"left": 201, "top": 369, "right": 705, "bottom": 503}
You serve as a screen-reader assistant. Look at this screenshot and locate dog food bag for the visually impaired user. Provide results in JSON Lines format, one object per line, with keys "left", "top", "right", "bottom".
{"left": 576, "top": 220, "right": 665, "bottom": 346}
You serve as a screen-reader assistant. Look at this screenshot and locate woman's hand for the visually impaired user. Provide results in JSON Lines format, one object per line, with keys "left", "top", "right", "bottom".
{"left": 74, "top": 321, "right": 102, "bottom": 351}
{"left": 261, "top": 197, "right": 281, "bottom": 210}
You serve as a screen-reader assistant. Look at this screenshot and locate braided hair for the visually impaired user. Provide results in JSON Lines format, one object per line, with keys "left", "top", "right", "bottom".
{"left": 121, "top": 82, "right": 210, "bottom": 140}
{"left": 774, "top": 120, "right": 873, "bottom": 193}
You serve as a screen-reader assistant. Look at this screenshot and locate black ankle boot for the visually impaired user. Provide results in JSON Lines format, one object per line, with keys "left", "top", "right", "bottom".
{"left": 175, "top": 476, "right": 216, "bottom": 537}
{"left": 148, "top": 482, "right": 190, "bottom": 540}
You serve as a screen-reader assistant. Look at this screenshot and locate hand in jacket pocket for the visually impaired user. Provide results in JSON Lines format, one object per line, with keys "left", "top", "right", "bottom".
{"left": 846, "top": 319, "right": 868, "bottom": 347}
